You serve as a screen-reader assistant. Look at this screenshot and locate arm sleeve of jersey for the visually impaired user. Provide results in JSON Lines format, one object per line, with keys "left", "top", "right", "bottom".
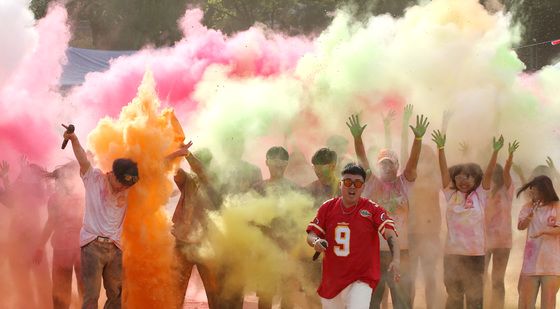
{"left": 372, "top": 203, "right": 397, "bottom": 240}
{"left": 306, "top": 201, "right": 329, "bottom": 237}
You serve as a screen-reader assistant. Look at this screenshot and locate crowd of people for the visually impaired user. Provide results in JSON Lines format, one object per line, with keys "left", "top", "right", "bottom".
{"left": 1, "top": 104, "right": 559, "bottom": 309}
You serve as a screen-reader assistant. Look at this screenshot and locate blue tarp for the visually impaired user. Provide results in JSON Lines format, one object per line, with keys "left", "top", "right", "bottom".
{"left": 60, "top": 47, "right": 135, "bottom": 89}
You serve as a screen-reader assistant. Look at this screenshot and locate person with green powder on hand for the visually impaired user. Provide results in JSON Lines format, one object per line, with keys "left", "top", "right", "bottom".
{"left": 347, "top": 112, "right": 430, "bottom": 309}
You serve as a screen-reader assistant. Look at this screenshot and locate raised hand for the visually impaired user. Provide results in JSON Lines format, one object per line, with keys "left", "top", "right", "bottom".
{"left": 546, "top": 156, "right": 555, "bottom": 170}
{"left": 177, "top": 141, "right": 194, "bottom": 157}
{"left": 493, "top": 135, "right": 504, "bottom": 152}
{"left": 508, "top": 140, "right": 520, "bottom": 155}
{"left": 0, "top": 161, "right": 9, "bottom": 178}
{"left": 403, "top": 104, "right": 414, "bottom": 121}
{"left": 382, "top": 110, "right": 396, "bottom": 128}
{"left": 346, "top": 114, "right": 367, "bottom": 138}
{"left": 409, "top": 114, "right": 430, "bottom": 138}
{"left": 431, "top": 130, "right": 446, "bottom": 148}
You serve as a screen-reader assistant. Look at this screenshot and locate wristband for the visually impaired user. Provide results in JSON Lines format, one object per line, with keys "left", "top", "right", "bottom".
{"left": 415, "top": 136, "right": 422, "bottom": 141}
{"left": 312, "top": 238, "right": 322, "bottom": 246}
{"left": 438, "top": 146, "right": 444, "bottom": 150}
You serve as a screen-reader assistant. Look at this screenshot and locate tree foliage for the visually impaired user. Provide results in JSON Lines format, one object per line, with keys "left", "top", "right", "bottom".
{"left": 28, "top": 0, "right": 559, "bottom": 70}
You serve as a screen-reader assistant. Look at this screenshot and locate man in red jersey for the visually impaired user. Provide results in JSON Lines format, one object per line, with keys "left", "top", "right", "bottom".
{"left": 306, "top": 162, "right": 401, "bottom": 309}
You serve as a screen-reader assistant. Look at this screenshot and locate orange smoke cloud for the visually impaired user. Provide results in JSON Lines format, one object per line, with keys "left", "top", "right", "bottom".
{"left": 88, "top": 71, "right": 183, "bottom": 308}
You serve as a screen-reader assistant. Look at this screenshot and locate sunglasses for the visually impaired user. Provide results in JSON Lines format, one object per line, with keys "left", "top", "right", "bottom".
{"left": 342, "top": 178, "right": 365, "bottom": 189}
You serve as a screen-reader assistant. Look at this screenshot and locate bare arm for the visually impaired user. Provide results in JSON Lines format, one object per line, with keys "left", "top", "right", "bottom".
{"left": 403, "top": 114, "right": 429, "bottom": 182}
{"left": 33, "top": 203, "right": 56, "bottom": 264}
{"left": 432, "top": 130, "right": 450, "bottom": 188}
{"left": 503, "top": 139, "right": 519, "bottom": 189}
{"left": 346, "top": 114, "right": 372, "bottom": 174}
{"left": 400, "top": 105, "right": 413, "bottom": 165}
{"left": 165, "top": 141, "right": 193, "bottom": 162}
{"left": 186, "top": 152, "right": 208, "bottom": 184}
{"left": 383, "top": 110, "right": 396, "bottom": 149}
{"left": 65, "top": 132, "right": 91, "bottom": 175}
{"left": 482, "top": 136, "right": 504, "bottom": 190}
{"left": 384, "top": 229, "right": 401, "bottom": 281}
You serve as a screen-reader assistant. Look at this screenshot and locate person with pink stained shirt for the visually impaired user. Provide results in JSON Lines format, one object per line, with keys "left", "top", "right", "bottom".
{"left": 33, "top": 162, "right": 85, "bottom": 309}
{"left": 517, "top": 175, "right": 560, "bottom": 309}
{"left": 483, "top": 140, "right": 519, "bottom": 309}
{"left": 431, "top": 130, "right": 505, "bottom": 309}
{"left": 346, "top": 115, "right": 429, "bottom": 308}
{"left": 347, "top": 112, "right": 430, "bottom": 309}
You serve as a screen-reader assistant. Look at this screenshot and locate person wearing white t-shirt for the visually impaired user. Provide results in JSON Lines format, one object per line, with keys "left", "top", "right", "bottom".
{"left": 484, "top": 140, "right": 519, "bottom": 309}
{"left": 347, "top": 113, "right": 430, "bottom": 309}
{"left": 64, "top": 130, "right": 140, "bottom": 309}
{"left": 64, "top": 130, "right": 193, "bottom": 309}
{"left": 431, "top": 131, "right": 505, "bottom": 309}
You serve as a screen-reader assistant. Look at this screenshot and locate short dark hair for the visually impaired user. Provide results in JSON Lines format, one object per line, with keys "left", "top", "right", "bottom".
{"left": 341, "top": 162, "right": 366, "bottom": 181}
{"left": 266, "top": 146, "right": 289, "bottom": 160}
{"left": 449, "top": 163, "right": 483, "bottom": 192}
{"left": 311, "top": 148, "right": 337, "bottom": 165}
{"left": 517, "top": 175, "right": 559, "bottom": 203}
{"left": 112, "top": 158, "right": 139, "bottom": 186}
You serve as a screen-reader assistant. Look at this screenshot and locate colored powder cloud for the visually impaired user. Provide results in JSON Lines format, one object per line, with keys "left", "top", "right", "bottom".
{"left": 0, "top": 3, "right": 69, "bottom": 166}
{"left": 67, "top": 8, "right": 313, "bottom": 137}
{"left": 202, "top": 190, "right": 316, "bottom": 299}
{"left": 87, "top": 71, "right": 184, "bottom": 308}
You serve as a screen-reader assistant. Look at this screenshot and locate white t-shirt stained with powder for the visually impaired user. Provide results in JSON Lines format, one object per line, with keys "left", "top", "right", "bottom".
{"left": 80, "top": 167, "right": 128, "bottom": 249}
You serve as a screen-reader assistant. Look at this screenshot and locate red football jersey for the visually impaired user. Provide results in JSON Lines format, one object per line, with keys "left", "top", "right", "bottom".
{"left": 306, "top": 197, "right": 396, "bottom": 299}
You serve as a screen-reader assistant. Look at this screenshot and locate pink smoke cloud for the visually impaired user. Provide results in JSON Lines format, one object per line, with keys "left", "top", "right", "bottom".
{"left": 68, "top": 8, "right": 313, "bottom": 133}
{"left": 0, "top": 4, "right": 69, "bottom": 166}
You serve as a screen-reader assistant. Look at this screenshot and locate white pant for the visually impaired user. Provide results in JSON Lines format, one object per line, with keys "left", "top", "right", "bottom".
{"left": 320, "top": 281, "right": 373, "bottom": 309}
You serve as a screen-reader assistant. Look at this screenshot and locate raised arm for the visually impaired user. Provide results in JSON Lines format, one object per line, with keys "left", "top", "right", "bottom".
{"left": 346, "top": 114, "right": 371, "bottom": 173}
{"left": 165, "top": 141, "right": 193, "bottom": 162}
{"left": 400, "top": 105, "right": 414, "bottom": 164}
{"left": 482, "top": 135, "right": 504, "bottom": 190}
{"left": 64, "top": 130, "right": 91, "bottom": 175}
{"left": 431, "top": 130, "right": 450, "bottom": 188}
{"left": 186, "top": 151, "right": 223, "bottom": 210}
{"left": 403, "top": 114, "right": 429, "bottom": 182}
{"left": 382, "top": 110, "right": 396, "bottom": 149}
{"left": 504, "top": 140, "right": 519, "bottom": 189}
